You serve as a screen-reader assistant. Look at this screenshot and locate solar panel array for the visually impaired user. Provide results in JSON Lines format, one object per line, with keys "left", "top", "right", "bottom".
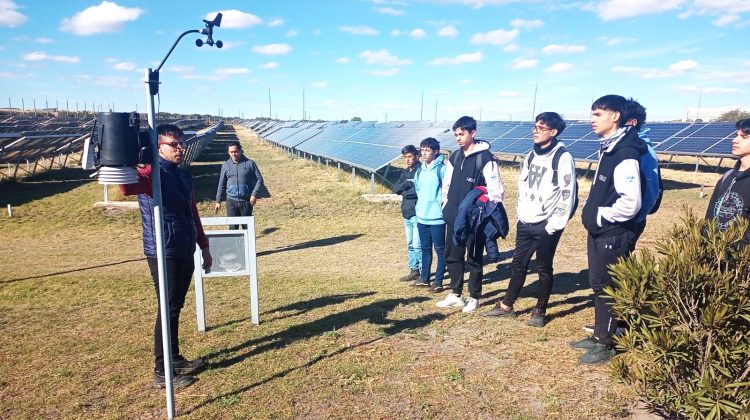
{"left": 247, "top": 119, "right": 739, "bottom": 174}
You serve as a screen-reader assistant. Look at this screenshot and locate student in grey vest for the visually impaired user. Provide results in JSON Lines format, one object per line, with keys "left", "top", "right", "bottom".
{"left": 482, "top": 112, "right": 576, "bottom": 327}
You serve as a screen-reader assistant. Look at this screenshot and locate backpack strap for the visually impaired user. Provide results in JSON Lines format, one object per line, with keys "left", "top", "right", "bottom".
{"left": 551, "top": 146, "right": 568, "bottom": 186}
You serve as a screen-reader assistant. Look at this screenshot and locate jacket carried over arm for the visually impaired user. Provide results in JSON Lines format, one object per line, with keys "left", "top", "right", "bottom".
{"left": 216, "top": 156, "right": 265, "bottom": 202}
{"left": 120, "top": 159, "right": 209, "bottom": 259}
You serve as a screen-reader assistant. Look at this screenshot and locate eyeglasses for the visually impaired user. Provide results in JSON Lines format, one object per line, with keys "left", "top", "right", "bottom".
{"left": 532, "top": 125, "right": 553, "bottom": 133}
{"left": 158, "top": 141, "right": 186, "bottom": 148}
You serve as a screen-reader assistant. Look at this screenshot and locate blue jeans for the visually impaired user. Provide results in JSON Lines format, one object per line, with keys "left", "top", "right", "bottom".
{"left": 403, "top": 216, "right": 421, "bottom": 271}
{"left": 417, "top": 223, "right": 446, "bottom": 285}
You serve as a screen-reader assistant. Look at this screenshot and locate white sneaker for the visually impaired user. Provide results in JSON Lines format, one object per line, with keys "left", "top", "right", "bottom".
{"left": 436, "top": 293, "right": 465, "bottom": 308}
{"left": 462, "top": 297, "right": 480, "bottom": 313}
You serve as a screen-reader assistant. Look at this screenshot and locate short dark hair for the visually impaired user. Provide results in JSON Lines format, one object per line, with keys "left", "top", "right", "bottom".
{"left": 401, "top": 145, "right": 418, "bottom": 156}
{"left": 228, "top": 141, "right": 243, "bottom": 150}
{"left": 535, "top": 112, "right": 566, "bottom": 136}
{"left": 452, "top": 116, "right": 476, "bottom": 132}
{"left": 420, "top": 137, "right": 440, "bottom": 152}
{"left": 737, "top": 119, "right": 750, "bottom": 135}
{"left": 157, "top": 124, "right": 184, "bottom": 140}
{"left": 623, "top": 98, "right": 647, "bottom": 130}
{"left": 591, "top": 94, "right": 628, "bottom": 127}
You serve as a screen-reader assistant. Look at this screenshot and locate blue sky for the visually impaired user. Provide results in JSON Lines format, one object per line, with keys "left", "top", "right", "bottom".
{"left": 1, "top": 0, "right": 749, "bottom": 122}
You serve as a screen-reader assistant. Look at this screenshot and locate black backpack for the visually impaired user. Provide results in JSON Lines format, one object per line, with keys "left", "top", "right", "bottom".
{"left": 526, "top": 146, "right": 579, "bottom": 219}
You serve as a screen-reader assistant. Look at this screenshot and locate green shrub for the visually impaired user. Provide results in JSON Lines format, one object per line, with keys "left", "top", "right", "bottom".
{"left": 606, "top": 208, "right": 750, "bottom": 419}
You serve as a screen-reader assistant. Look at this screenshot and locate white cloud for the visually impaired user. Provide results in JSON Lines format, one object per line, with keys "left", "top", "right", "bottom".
{"left": 339, "top": 26, "right": 380, "bottom": 35}
{"left": 311, "top": 81, "right": 328, "bottom": 88}
{"left": 112, "top": 61, "right": 136, "bottom": 71}
{"left": 259, "top": 62, "right": 278, "bottom": 69}
{"left": 511, "top": 58, "right": 537, "bottom": 69}
{"left": 336, "top": 57, "right": 351, "bottom": 64}
{"left": 207, "top": 10, "right": 262, "bottom": 29}
{"left": 429, "top": 51, "right": 483, "bottom": 65}
{"left": 91, "top": 75, "right": 130, "bottom": 87}
{"left": 693, "top": 0, "right": 750, "bottom": 14}
{"left": 589, "top": 0, "right": 684, "bottom": 21}
{"left": 546, "top": 62, "right": 573, "bottom": 73}
{"left": 166, "top": 65, "right": 193, "bottom": 73}
{"left": 712, "top": 14, "right": 739, "bottom": 26}
{"left": 541, "top": 44, "right": 586, "bottom": 54}
{"left": 510, "top": 18, "right": 543, "bottom": 29}
{"left": 391, "top": 29, "right": 402, "bottom": 36}
{"left": 676, "top": 85, "right": 740, "bottom": 94}
{"left": 286, "top": 29, "right": 298, "bottom": 37}
{"left": 470, "top": 28, "right": 519, "bottom": 45}
{"left": 267, "top": 18, "right": 284, "bottom": 27}
{"left": 251, "top": 43, "right": 292, "bottom": 55}
{"left": 498, "top": 90, "right": 519, "bottom": 97}
{"left": 216, "top": 40, "right": 244, "bottom": 50}
{"left": 669, "top": 59, "right": 698, "bottom": 71}
{"left": 360, "top": 49, "right": 411, "bottom": 66}
{"left": 60, "top": 1, "right": 142, "bottom": 35}
{"left": 503, "top": 44, "right": 519, "bottom": 52}
{"left": 36, "top": 37, "right": 54, "bottom": 43}
{"left": 375, "top": 7, "right": 405, "bottom": 16}
{"left": 367, "top": 68, "right": 400, "bottom": 76}
{"left": 215, "top": 67, "right": 251, "bottom": 76}
{"left": 409, "top": 28, "right": 426, "bottom": 39}
{"left": 600, "top": 36, "right": 636, "bottom": 46}
{"left": 23, "top": 51, "right": 80, "bottom": 63}
{"left": 459, "top": 79, "right": 471, "bottom": 84}
{"left": 0, "top": 0, "right": 27, "bottom": 27}
{"left": 438, "top": 26, "right": 458, "bottom": 37}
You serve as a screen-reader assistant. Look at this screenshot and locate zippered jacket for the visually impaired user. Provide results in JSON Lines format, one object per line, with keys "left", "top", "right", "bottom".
{"left": 120, "top": 158, "right": 209, "bottom": 259}
{"left": 453, "top": 186, "right": 510, "bottom": 252}
{"left": 414, "top": 154, "right": 446, "bottom": 225}
{"left": 216, "top": 156, "right": 266, "bottom": 202}
{"left": 581, "top": 127, "right": 646, "bottom": 237}
{"left": 393, "top": 164, "right": 419, "bottom": 219}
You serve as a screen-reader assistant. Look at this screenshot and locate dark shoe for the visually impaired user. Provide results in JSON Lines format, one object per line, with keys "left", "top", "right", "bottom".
{"left": 481, "top": 304, "right": 517, "bottom": 318}
{"left": 154, "top": 372, "right": 196, "bottom": 389}
{"left": 579, "top": 343, "right": 616, "bottom": 365}
{"left": 527, "top": 308, "right": 546, "bottom": 327}
{"left": 569, "top": 336, "right": 596, "bottom": 351}
{"left": 427, "top": 284, "right": 444, "bottom": 293}
{"left": 411, "top": 280, "right": 430, "bottom": 287}
{"left": 173, "top": 356, "right": 205, "bottom": 375}
{"left": 399, "top": 269, "right": 420, "bottom": 282}
{"left": 485, "top": 254, "right": 501, "bottom": 264}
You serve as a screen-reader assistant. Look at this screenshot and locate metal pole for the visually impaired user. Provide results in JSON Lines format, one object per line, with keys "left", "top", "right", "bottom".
{"left": 370, "top": 172, "right": 375, "bottom": 194}
{"left": 351, "top": 167, "right": 355, "bottom": 186}
{"left": 145, "top": 67, "right": 176, "bottom": 419}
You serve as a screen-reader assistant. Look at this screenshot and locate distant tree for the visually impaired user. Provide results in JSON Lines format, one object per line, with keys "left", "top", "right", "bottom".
{"left": 351, "top": 116, "right": 362, "bottom": 121}
{"left": 715, "top": 108, "right": 750, "bottom": 122}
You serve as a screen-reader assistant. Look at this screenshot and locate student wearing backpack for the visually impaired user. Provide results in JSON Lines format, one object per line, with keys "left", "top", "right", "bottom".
{"left": 706, "top": 119, "right": 750, "bottom": 246}
{"left": 571, "top": 95, "right": 647, "bottom": 365}
{"left": 482, "top": 112, "right": 576, "bottom": 327}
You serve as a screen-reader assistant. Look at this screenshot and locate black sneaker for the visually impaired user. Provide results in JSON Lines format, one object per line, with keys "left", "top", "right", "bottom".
{"left": 399, "top": 269, "right": 420, "bottom": 282}
{"left": 579, "top": 343, "right": 615, "bottom": 365}
{"left": 481, "top": 304, "right": 517, "bottom": 318}
{"left": 427, "top": 284, "right": 444, "bottom": 293}
{"left": 154, "top": 372, "right": 196, "bottom": 389}
{"left": 569, "top": 336, "right": 596, "bottom": 351}
{"left": 527, "top": 308, "right": 546, "bottom": 327}
{"left": 173, "top": 356, "right": 205, "bottom": 375}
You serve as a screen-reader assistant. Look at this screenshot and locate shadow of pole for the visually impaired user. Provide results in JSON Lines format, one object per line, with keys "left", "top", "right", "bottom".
{"left": 0, "top": 257, "right": 145, "bottom": 284}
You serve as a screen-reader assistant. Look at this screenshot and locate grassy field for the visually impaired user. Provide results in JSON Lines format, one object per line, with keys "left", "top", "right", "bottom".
{"left": 0, "top": 125, "right": 728, "bottom": 419}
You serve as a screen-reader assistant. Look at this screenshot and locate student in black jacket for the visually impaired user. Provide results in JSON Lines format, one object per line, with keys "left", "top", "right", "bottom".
{"left": 571, "top": 95, "right": 646, "bottom": 365}
{"left": 393, "top": 145, "right": 422, "bottom": 282}
{"left": 706, "top": 118, "right": 750, "bottom": 246}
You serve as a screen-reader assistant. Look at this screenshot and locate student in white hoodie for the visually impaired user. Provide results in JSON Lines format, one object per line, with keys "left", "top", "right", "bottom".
{"left": 482, "top": 112, "right": 576, "bottom": 327}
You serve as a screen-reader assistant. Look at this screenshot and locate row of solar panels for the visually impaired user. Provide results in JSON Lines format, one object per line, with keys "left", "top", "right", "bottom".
{"left": 244, "top": 119, "right": 739, "bottom": 173}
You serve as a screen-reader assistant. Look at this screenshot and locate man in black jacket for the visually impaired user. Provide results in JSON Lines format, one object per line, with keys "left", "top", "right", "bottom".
{"left": 393, "top": 145, "right": 422, "bottom": 282}
{"left": 571, "top": 95, "right": 646, "bottom": 364}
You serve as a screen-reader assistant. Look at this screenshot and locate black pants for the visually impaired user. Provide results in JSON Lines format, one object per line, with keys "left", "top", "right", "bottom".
{"left": 227, "top": 198, "right": 253, "bottom": 230}
{"left": 502, "top": 221, "right": 563, "bottom": 313}
{"left": 445, "top": 223, "right": 484, "bottom": 299}
{"left": 587, "top": 231, "right": 636, "bottom": 346}
{"left": 148, "top": 257, "right": 195, "bottom": 373}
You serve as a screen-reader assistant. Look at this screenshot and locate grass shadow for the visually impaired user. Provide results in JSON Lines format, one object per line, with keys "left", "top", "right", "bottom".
{"left": 482, "top": 268, "right": 591, "bottom": 314}
{"left": 258, "top": 234, "right": 364, "bottom": 257}
{"left": 0, "top": 167, "right": 92, "bottom": 206}
{"left": 0, "top": 257, "right": 145, "bottom": 285}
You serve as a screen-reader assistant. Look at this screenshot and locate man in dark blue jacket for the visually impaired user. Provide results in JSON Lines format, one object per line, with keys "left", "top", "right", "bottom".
{"left": 120, "top": 124, "right": 213, "bottom": 388}
{"left": 214, "top": 141, "right": 267, "bottom": 228}
{"left": 571, "top": 95, "right": 645, "bottom": 365}
{"left": 393, "top": 145, "right": 421, "bottom": 282}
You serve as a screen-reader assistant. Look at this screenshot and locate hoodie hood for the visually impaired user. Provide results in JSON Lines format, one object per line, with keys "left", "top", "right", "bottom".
{"left": 464, "top": 140, "right": 491, "bottom": 157}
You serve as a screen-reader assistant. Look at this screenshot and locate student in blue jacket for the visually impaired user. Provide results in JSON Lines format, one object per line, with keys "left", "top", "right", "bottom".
{"left": 413, "top": 137, "right": 447, "bottom": 291}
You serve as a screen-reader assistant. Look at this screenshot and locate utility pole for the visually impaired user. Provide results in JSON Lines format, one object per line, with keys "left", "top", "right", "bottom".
{"left": 268, "top": 88, "right": 272, "bottom": 120}
{"left": 434, "top": 97, "right": 438, "bottom": 122}
{"left": 531, "top": 79, "right": 538, "bottom": 122}
{"left": 420, "top": 89, "right": 424, "bottom": 121}
{"left": 302, "top": 85, "right": 306, "bottom": 121}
